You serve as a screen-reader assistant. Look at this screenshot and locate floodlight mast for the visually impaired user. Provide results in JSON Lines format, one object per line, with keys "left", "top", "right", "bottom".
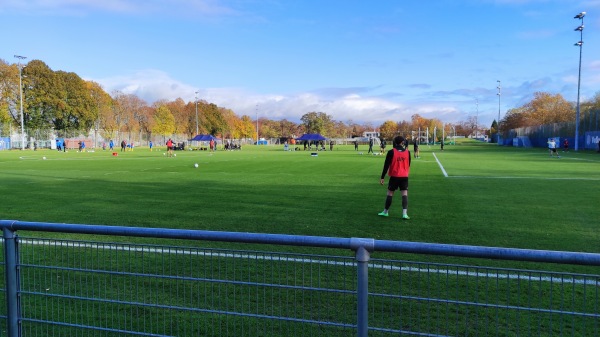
{"left": 194, "top": 91, "right": 199, "bottom": 135}
{"left": 497, "top": 80, "right": 501, "bottom": 145}
{"left": 475, "top": 99, "right": 479, "bottom": 139}
{"left": 14, "top": 55, "right": 27, "bottom": 150}
{"left": 574, "top": 11, "right": 585, "bottom": 151}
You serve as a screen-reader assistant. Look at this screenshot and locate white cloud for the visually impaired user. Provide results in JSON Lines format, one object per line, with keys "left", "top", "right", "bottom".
{"left": 93, "top": 69, "right": 430, "bottom": 124}
{"left": 92, "top": 64, "right": 600, "bottom": 126}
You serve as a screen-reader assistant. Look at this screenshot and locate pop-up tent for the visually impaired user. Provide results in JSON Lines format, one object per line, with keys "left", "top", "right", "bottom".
{"left": 295, "top": 133, "right": 327, "bottom": 141}
{"left": 189, "top": 134, "right": 219, "bottom": 141}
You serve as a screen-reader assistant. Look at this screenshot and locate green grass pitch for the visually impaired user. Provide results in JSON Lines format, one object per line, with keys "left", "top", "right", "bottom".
{"left": 1, "top": 140, "right": 599, "bottom": 264}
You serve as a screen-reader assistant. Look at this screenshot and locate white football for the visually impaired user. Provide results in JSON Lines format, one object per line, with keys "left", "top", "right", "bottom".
{"left": 43, "top": 157, "right": 46, "bottom": 160}
{"left": 194, "top": 163, "right": 199, "bottom": 168}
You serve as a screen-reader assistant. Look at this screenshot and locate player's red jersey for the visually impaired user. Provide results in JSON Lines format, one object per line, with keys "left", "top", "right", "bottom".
{"left": 388, "top": 148, "right": 410, "bottom": 177}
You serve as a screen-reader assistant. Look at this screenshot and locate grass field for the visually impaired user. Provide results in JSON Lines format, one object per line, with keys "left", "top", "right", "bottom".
{"left": 1, "top": 139, "right": 599, "bottom": 261}
{"left": 2, "top": 140, "right": 599, "bottom": 336}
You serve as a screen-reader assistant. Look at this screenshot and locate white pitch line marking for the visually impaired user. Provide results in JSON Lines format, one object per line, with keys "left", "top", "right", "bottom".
{"left": 432, "top": 152, "right": 448, "bottom": 177}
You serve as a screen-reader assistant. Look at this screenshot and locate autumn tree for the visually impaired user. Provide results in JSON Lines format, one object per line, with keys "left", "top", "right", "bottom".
{"left": 0, "top": 59, "right": 18, "bottom": 133}
{"left": 379, "top": 120, "right": 398, "bottom": 140}
{"left": 164, "top": 98, "right": 188, "bottom": 136}
{"left": 279, "top": 119, "right": 298, "bottom": 138}
{"left": 110, "top": 92, "right": 147, "bottom": 142}
{"left": 524, "top": 92, "right": 574, "bottom": 125}
{"left": 501, "top": 107, "right": 528, "bottom": 132}
{"left": 396, "top": 121, "right": 410, "bottom": 140}
{"left": 411, "top": 114, "right": 429, "bottom": 132}
{"left": 152, "top": 105, "right": 175, "bottom": 139}
{"left": 219, "top": 107, "right": 238, "bottom": 139}
{"left": 87, "top": 81, "right": 114, "bottom": 141}
{"left": 238, "top": 115, "right": 255, "bottom": 139}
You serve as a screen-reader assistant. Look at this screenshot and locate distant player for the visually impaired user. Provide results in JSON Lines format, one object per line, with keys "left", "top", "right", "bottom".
{"left": 166, "top": 138, "right": 174, "bottom": 157}
{"left": 563, "top": 139, "right": 569, "bottom": 152}
{"left": 547, "top": 138, "right": 560, "bottom": 158}
{"left": 413, "top": 140, "right": 420, "bottom": 158}
{"left": 378, "top": 136, "right": 412, "bottom": 220}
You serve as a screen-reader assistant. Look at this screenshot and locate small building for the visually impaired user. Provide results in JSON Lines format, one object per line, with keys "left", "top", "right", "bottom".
{"left": 363, "top": 131, "right": 380, "bottom": 139}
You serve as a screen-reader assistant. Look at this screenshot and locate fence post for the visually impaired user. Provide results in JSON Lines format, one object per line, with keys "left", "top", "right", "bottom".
{"left": 352, "top": 238, "right": 374, "bottom": 337}
{"left": 3, "top": 228, "right": 19, "bottom": 337}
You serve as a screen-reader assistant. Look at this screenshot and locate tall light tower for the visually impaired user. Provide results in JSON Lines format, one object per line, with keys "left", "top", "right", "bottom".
{"left": 255, "top": 104, "right": 259, "bottom": 145}
{"left": 496, "top": 80, "right": 501, "bottom": 145}
{"left": 194, "top": 91, "right": 199, "bottom": 135}
{"left": 574, "top": 11, "right": 585, "bottom": 151}
{"left": 475, "top": 99, "right": 479, "bottom": 138}
{"left": 14, "top": 55, "right": 27, "bottom": 150}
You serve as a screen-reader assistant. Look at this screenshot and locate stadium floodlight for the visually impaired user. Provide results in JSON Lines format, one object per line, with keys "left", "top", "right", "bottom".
{"left": 194, "top": 91, "right": 199, "bottom": 135}
{"left": 573, "top": 11, "right": 585, "bottom": 151}
{"left": 475, "top": 99, "right": 479, "bottom": 139}
{"left": 496, "top": 80, "right": 501, "bottom": 145}
{"left": 14, "top": 55, "right": 27, "bottom": 150}
{"left": 451, "top": 125, "right": 456, "bottom": 145}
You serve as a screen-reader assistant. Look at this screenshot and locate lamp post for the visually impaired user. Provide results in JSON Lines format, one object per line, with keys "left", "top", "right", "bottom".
{"left": 475, "top": 99, "right": 479, "bottom": 139}
{"left": 496, "top": 80, "right": 501, "bottom": 145}
{"left": 451, "top": 125, "right": 456, "bottom": 145}
{"left": 194, "top": 91, "right": 199, "bottom": 135}
{"left": 574, "top": 11, "right": 585, "bottom": 151}
{"left": 14, "top": 55, "right": 27, "bottom": 150}
{"left": 255, "top": 104, "right": 259, "bottom": 145}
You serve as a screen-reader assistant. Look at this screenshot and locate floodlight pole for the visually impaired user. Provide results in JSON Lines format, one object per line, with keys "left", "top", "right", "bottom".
{"left": 451, "top": 125, "right": 456, "bottom": 145}
{"left": 496, "top": 80, "right": 501, "bottom": 145}
{"left": 194, "top": 91, "right": 199, "bottom": 135}
{"left": 442, "top": 123, "right": 445, "bottom": 144}
{"left": 255, "top": 104, "right": 259, "bottom": 145}
{"left": 475, "top": 99, "right": 479, "bottom": 139}
{"left": 15, "top": 55, "right": 27, "bottom": 150}
{"left": 574, "top": 12, "right": 585, "bottom": 151}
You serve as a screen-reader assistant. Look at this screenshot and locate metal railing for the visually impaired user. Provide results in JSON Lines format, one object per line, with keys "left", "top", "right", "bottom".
{"left": 0, "top": 220, "right": 599, "bottom": 336}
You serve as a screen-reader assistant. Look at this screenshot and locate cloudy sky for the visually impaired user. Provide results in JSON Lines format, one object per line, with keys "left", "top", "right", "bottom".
{"left": 2, "top": 0, "right": 599, "bottom": 127}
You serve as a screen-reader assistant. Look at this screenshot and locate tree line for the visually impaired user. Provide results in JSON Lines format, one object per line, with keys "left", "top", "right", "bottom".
{"left": 1, "top": 58, "right": 595, "bottom": 144}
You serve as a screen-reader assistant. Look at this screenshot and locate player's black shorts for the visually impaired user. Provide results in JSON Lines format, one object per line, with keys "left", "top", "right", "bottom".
{"left": 551, "top": 148, "right": 557, "bottom": 153}
{"left": 387, "top": 177, "right": 409, "bottom": 191}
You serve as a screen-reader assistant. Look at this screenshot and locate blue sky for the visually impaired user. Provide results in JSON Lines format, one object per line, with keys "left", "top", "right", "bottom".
{"left": 2, "top": 0, "right": 599, "bottom": 127}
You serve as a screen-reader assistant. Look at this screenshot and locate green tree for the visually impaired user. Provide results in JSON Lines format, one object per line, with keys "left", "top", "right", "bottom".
{"left": 54, "top": 70, "right": 96, "bottom": 132}
{"left": 300, "top": 112, "right": 333, "bottom": 135}
{"left": 22, "top": 60, "right": 61, "bottom": 132}
{"left": 490, "top": 119, "right": 498, "bottom": 142}
{"left": 201, "top": 103, "right": 227, "bottom": 136}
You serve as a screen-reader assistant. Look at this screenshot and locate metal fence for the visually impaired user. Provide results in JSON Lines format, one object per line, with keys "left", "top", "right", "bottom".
{"left": 0, "top": 220, "right": 598, "bottom": 337}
